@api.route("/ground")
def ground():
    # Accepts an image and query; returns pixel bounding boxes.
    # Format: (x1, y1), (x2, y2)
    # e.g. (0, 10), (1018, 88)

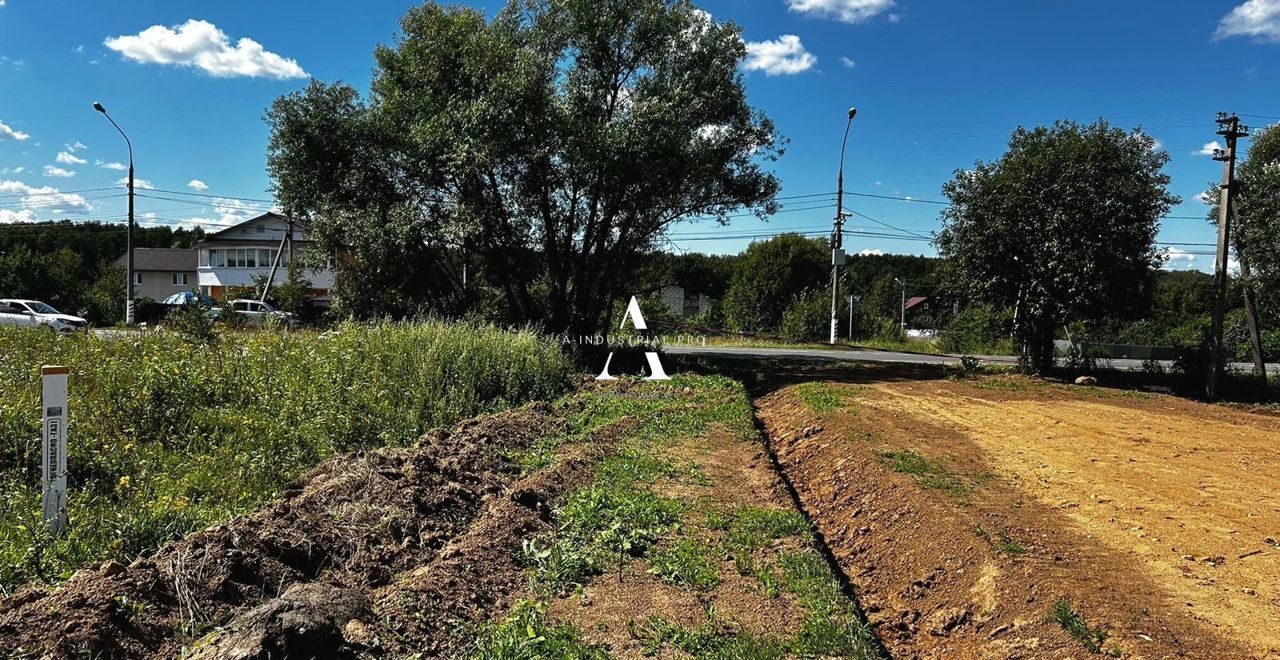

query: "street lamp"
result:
(94, 102), (136, 326)
(830, 106), (857, 344)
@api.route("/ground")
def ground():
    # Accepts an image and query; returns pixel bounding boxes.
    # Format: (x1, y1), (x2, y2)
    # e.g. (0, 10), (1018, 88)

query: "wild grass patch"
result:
(465, 600), (607, 659)
(793, 382), (847, 413)
(0, 322), (572, 590)
(878, 450), (974, 498)
(1050, 599), (1112, 655)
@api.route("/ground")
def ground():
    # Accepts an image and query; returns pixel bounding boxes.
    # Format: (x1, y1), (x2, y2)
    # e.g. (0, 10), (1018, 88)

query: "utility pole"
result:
(896, 277), (907, 334)
(847, 294), (855, 341)
(831, 107), (857, 345)
(1207, 113), (1248, 399)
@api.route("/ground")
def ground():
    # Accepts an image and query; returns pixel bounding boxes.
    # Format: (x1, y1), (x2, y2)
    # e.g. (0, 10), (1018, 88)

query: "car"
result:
(0, 299), (89, 332)
(225, 299), (295, 327)
(161, 291), (223, 321)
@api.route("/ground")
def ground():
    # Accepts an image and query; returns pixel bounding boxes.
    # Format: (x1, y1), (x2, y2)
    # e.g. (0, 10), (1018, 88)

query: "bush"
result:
(0, 322), (572, 589)
(939, 305), (1007, 354)
(780, 290), (830, 342)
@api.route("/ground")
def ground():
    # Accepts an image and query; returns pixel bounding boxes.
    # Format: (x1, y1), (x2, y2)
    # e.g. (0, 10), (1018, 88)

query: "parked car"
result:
(0, 299), (89, 332)
(225, 299), (295, 327)
(161, 291), (223, 321)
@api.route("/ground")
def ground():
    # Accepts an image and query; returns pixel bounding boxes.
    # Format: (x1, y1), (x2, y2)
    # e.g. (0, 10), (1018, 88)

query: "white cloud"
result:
(96, 159), (127, 171)
(859, 248), (885, 256)
(1197, 141), (1223, 156)
(0, 120), (30, 141)
(187, 179), (209, 191)
(104, 19), (308, 79)
(0, 179), (94, 215)
(1161, 247), (1199, 271)
(1215, 0), (1280, 43)
(0, 166), (24, 174)
(65, 141), (88, 152)
(787, 0), (895, 24)
(117, 177), (154, 189)
(43, 165), (75, 178)
(0, 209), (38, 224)
(1150, 138), (1164, 151)
(56, 151), (87, 165)
(743, 35), (816, 76)
(839, 56), (857, 68)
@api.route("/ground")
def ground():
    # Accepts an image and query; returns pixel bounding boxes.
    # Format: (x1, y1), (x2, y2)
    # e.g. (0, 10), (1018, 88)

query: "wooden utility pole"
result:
(1207, 113), (1249, 399)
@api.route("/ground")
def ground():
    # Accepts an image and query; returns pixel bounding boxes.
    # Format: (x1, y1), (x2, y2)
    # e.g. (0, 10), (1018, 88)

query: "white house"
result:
(195, 212), (335, 305)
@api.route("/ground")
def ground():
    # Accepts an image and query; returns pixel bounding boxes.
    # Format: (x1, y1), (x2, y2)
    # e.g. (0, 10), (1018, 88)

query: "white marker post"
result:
(41, 365), (69, 536)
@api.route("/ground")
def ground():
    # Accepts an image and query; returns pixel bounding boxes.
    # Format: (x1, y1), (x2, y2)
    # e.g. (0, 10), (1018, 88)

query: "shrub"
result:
(939, 305), (1007, 354)
(780, 290), (830, 342)
(0, 321), (572, 590)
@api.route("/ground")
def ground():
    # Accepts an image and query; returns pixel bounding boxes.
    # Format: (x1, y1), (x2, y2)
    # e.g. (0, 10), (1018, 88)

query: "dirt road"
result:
(757, 374), (1279, 658)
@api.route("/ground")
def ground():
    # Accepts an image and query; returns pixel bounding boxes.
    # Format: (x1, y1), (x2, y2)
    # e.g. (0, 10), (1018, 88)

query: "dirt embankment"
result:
(756, 376), (1273, 659)
(0, 402), (615, 659)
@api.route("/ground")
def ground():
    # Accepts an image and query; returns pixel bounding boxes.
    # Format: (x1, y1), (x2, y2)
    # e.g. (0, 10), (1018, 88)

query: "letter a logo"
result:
(597, 295), (670, 381)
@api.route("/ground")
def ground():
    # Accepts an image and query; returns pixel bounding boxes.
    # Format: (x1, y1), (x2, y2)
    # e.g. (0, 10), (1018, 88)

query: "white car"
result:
(226, 299), (295, 327)
(0, 299), (89, 332)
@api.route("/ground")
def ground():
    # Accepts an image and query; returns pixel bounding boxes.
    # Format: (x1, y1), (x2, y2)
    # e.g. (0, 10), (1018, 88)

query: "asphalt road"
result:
(664, 344), (1280, 375)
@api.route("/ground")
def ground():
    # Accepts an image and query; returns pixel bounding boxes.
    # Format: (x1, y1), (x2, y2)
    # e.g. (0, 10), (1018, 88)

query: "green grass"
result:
(465, 600), (608, 659)
(648, 538), (721, 589)
(0, 322), (572, 590)
(778, 552), (881, 657)
(519, 376), (881, 658)
(792, 382), (848, 413)
(878, 450), (974, 498)
(630, 615), (787, 658)
(1050, 600), (1111, 655)
(973, 525), (1027, 557)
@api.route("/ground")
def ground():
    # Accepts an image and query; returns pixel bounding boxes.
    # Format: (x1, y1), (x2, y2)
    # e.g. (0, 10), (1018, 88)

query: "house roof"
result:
(203, 212), (294, 241)
(904, 296), (929, 311)
(114, 248), (197, 272)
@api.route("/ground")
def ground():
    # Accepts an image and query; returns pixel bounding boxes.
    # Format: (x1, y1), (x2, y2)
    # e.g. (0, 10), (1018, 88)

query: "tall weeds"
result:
(0, 322), (571, 590)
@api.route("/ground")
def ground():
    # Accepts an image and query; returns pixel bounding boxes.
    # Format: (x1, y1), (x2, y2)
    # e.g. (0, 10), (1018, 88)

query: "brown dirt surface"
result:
(756, 373), (1278, 659)
(0, 402), (609, 659)
(547, 426), (819, 657)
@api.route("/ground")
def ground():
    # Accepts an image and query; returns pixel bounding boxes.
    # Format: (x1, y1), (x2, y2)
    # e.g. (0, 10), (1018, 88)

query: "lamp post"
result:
(830, 106), (857, 344)
(94, 102), (135, 326)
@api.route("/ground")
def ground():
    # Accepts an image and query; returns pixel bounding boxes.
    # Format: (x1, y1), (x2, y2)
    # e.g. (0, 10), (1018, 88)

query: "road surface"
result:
(664, 344), (1280, 375)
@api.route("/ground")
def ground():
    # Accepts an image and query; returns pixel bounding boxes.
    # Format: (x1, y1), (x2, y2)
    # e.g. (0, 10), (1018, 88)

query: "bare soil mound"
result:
(0, 402), (602, 659)
(756, 376), (1269, 659)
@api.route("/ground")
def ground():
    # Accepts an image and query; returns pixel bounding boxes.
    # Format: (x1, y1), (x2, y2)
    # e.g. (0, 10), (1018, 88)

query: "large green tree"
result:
(936, 120), (1177, 372)
(722, 233), (827, 333)
(266, 0), (780, 333)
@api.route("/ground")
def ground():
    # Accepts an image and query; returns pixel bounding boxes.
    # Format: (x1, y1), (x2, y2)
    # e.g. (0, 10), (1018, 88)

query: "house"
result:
(114, 248), (198, 301)
(194, 212), (335, 305)
(904, 296), (931, 317)
(656, 284), (717, 319)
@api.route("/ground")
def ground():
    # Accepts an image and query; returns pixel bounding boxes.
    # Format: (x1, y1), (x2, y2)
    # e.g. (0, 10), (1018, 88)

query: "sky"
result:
(1, 0), (1278, 274)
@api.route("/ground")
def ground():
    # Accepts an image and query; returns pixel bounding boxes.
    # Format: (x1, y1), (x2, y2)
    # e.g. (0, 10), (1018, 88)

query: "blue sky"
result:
(1, 0), (1278, 273)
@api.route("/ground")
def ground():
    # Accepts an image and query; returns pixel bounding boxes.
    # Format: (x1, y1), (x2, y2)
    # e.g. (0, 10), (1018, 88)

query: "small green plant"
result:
(628, 615), (786, 658)
(466, 600), (607, 659)
(793, 382), (846, 413)
(1050, 599), (1109, 654)
(878, 450), (973, 498)
(648, 538), (720, 589)
(778, 552), (880, 657)
(959, 355), (983, 375)
(163, 302), (217, 344)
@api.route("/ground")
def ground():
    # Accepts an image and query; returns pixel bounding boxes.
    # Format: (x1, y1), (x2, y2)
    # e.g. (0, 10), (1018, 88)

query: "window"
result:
(256, 224), (266, 233)
(133, 272), (142, 285)
(259, 249), (273, 266)
(245, 250), (257, 268)
(172, 273), (188, 286)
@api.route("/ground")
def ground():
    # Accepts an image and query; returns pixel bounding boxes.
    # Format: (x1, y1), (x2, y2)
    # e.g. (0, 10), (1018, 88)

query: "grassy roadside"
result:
(465, 375), (883, 658)
(0, 322), (572, 591)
